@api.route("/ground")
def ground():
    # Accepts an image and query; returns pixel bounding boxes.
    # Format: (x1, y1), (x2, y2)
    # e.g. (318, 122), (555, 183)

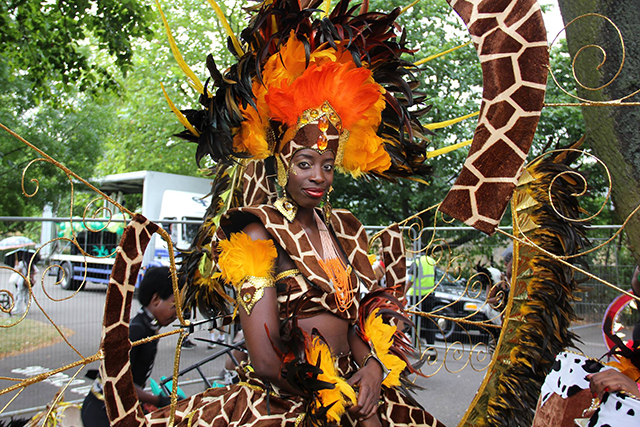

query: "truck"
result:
(48, 171), (212, 290)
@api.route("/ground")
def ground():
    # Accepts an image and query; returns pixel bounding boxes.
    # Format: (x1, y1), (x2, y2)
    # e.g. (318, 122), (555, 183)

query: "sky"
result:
(540, 0), (565, 42)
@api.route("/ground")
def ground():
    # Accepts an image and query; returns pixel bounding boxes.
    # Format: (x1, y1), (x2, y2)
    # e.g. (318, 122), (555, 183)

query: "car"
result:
(408, 266), (496, 344)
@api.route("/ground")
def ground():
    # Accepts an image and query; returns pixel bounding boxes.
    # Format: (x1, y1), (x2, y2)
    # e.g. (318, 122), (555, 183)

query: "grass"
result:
(0, 317), (75, 358)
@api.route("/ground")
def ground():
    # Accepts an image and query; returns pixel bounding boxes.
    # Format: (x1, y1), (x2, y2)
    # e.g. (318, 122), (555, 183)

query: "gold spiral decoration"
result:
(547, 13), (640, 107)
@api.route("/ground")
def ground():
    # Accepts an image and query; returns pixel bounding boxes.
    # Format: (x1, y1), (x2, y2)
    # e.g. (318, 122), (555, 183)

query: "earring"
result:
(274, 195), (298, 222)
(323, 186), (333, 224)
(276, 157), (288, 188)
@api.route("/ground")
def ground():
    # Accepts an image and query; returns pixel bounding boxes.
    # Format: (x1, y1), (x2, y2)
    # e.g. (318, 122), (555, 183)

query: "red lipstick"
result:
(303, 188), (325, 198)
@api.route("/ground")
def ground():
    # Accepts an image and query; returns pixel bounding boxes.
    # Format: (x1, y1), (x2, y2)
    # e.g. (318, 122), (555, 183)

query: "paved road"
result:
(0, 271), (608, 426)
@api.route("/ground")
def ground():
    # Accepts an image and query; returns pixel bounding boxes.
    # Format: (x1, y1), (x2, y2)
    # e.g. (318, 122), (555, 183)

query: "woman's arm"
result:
(347, 325), (383, 420)
(234, 222), (300, 395)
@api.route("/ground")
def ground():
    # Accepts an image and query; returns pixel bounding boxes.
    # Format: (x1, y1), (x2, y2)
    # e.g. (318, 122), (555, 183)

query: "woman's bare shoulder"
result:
(242, 221), (272, 242)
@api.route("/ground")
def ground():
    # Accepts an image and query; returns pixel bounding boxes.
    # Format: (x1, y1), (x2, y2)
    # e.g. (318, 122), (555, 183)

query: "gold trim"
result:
(275, 269), (300, 281)
(276, 156), (288, 187)
(294, 413), (306, 427)
(236, 276), (275, 315)
(274, 197), (298, 222)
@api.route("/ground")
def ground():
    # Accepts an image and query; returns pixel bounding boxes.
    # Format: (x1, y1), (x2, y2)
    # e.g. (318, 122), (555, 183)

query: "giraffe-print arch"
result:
(439, 0), (549, 234)
(101, 215), (158, 426)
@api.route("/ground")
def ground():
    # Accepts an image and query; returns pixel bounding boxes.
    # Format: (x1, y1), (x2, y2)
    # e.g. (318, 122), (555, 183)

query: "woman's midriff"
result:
(298, 312), (351, 357)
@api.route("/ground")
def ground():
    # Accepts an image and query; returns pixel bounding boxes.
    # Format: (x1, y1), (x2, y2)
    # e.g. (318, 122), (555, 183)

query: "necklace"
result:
(309, 212), (354, 312)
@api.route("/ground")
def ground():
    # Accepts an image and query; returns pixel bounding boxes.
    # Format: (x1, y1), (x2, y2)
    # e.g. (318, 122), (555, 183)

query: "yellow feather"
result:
(306, 335), (357, 423)
(156, 0), (205, 95)
(205, 0), (245, 57)
(364, 309), (407, 387)
(320, 0), (332, 18)
(217, 232), (277, 286)
(161, 84), (200, 137)
(425, 111), (479, 130)
(414, 41), (473, 66)
(426, 139), (472, 159)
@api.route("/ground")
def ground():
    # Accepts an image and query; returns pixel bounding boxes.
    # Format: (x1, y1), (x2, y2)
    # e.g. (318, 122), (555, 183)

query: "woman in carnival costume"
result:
(146, 0), (444, 426)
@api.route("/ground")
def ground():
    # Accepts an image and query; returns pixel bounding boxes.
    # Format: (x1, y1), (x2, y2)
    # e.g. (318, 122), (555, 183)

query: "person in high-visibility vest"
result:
(407, 254), (436, 297)
(407, 254), (437, 345)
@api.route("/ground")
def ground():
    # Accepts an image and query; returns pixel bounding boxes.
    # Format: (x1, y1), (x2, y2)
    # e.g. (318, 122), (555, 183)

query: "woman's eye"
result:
(323, 164), (334, 171)
(297, 161), (310, 169)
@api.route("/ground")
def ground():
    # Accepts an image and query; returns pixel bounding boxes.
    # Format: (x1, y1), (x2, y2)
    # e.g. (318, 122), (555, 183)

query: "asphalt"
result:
(0, 271), (608, 427)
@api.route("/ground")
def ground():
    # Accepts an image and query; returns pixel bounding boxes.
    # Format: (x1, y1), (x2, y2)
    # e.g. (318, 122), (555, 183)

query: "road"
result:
(0, 271), (608, 427)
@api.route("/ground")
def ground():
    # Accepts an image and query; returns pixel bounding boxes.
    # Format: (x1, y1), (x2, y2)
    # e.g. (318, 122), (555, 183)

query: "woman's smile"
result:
(303, 187), (325, 199)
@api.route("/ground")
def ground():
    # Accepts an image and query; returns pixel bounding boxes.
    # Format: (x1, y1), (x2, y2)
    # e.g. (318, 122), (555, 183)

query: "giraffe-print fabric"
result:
(242, 160), (277, 207)
(219, 206), (378, 294)
(439, 0), (549, 234)
(101, 215), (159, 427)
(146, 358), (446, 427)
(378, 225), (407, 292)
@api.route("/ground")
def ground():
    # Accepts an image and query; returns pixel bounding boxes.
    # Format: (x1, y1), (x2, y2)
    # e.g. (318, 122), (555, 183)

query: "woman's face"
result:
(286, 149), (335, 209)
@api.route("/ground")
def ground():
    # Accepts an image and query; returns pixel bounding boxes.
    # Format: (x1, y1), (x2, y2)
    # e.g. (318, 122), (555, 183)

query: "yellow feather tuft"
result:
(217, 232), (277, 286)
(305, 335), (357, 423)
(156, 0), (204, 95)
(340, 127), (391, 176)
(364, 309), (407, 387)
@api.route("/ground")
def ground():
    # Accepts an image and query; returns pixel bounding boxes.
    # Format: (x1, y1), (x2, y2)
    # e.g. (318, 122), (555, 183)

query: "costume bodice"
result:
(219, 205), (377, 322)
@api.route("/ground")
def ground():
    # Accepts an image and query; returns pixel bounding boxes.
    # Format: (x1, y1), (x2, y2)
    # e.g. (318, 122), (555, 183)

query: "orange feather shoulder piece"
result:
(217, 232), (277, 286)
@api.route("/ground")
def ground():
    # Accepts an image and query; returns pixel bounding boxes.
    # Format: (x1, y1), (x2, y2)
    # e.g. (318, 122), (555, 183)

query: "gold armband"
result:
(237, 275), (275, 315)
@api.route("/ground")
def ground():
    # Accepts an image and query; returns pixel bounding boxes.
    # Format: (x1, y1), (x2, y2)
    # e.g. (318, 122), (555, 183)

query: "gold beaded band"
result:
(275, 269), (300, 281)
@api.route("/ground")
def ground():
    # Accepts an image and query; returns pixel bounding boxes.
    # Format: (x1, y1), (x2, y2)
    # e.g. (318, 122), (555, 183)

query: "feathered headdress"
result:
(170, 0), (430, 178)
(164, 0), (433, 317)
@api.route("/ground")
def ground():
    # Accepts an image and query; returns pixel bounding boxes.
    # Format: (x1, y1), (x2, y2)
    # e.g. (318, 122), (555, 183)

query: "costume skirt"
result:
(147, 358), (445, 427)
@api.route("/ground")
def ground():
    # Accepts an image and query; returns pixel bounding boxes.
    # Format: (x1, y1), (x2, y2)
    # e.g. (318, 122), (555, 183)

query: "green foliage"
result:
(1, 0), (601, 232)
(0, 60), (107, 232)
(0, 0), (154, 99)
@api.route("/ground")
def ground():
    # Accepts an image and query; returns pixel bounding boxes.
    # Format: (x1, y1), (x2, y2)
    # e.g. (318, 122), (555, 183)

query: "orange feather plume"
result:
(217, 232), (277, 286)
(266, 60), (385, 130)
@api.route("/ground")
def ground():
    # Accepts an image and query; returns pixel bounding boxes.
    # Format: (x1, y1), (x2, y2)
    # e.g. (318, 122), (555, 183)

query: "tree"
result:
(556, 0), (640, 259)
(0, 60), (110, 233)
(0, 0), (154, 99)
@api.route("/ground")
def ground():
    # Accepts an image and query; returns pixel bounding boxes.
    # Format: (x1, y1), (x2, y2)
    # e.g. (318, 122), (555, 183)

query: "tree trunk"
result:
(557, 0), (640, 262)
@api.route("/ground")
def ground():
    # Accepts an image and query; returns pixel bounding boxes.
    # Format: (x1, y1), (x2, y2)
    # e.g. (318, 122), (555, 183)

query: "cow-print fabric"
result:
(537, 352), (640, 426)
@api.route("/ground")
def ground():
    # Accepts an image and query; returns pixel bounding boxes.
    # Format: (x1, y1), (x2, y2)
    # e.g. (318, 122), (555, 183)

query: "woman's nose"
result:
(310, 165), (325, 182)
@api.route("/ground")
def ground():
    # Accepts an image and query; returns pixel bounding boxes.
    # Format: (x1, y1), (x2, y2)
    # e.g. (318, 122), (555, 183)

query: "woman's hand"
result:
(347, 359), (383, 420)
(587, 369), (640, 400)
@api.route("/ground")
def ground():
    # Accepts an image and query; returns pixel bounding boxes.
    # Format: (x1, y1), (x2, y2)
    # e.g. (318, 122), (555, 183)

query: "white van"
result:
(154, 190), (211, 265)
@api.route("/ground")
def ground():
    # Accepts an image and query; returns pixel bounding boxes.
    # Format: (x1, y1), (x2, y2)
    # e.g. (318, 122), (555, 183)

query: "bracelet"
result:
(361, 347), (390, 382)
(361, 352), (375, 368)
